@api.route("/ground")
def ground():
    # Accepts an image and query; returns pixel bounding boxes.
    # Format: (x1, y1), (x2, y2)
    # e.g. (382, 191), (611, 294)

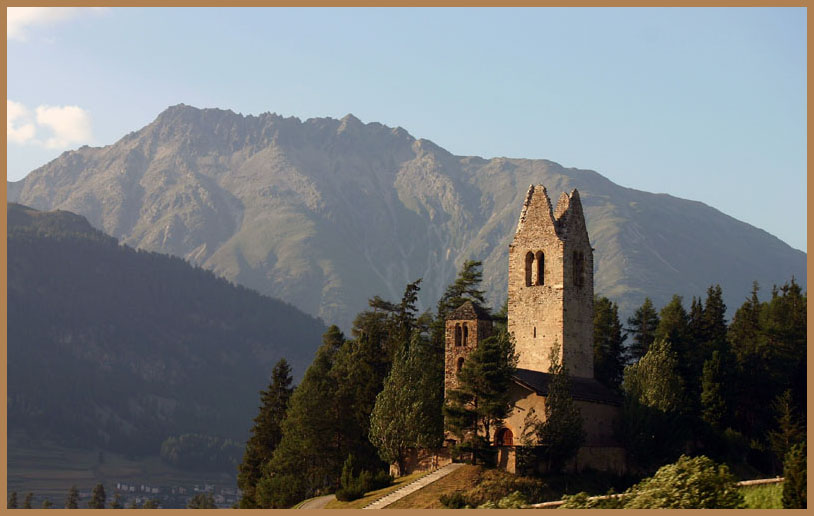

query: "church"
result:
(443, 185), (625, 474)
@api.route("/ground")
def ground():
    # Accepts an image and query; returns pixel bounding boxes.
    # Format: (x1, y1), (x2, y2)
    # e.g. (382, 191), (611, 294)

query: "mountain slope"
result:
(7, 202), (326, 457)
(9, 104), (806, 328)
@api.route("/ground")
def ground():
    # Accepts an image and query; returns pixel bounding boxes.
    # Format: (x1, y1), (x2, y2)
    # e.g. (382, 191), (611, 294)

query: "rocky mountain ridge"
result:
(9, 104), (806, 329)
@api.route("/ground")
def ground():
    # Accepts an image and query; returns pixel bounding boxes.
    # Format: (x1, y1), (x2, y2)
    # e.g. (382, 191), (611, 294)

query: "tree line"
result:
(237, 265), (805, 507)
(593, 279), (806, 475)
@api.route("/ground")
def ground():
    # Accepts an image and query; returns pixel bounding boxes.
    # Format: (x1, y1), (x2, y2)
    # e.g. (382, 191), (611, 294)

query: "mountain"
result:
(7, 202), (326, 458)
(8, 104), (806, 329)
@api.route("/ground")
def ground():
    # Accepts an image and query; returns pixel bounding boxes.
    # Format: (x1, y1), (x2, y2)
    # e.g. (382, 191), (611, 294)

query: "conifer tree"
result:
(88, 484), (106, 509)
(655, 295), (693, 389)
(700, 350), (729, 429)
(782, 441), (806, 509)
(41, 499), (53, 509)
(23, 492), (33, 509)
(767, 390), (805, 467)
(432, 260), (487, 348)
(593, 296), (626, 389)
(256, 327), (344, 508)
(702, 285), (728, 353)
(8, 492), (18, 509)
(535, 344), (586, 473)
(626, 297), (660, 362)
(65, 486), (79, 509)
(238, 358), (294, 508)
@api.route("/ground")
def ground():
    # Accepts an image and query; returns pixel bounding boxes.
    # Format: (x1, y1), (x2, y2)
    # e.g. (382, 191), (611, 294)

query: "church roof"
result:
(512, 368), (623, 406)
(446, 300), (492, 321)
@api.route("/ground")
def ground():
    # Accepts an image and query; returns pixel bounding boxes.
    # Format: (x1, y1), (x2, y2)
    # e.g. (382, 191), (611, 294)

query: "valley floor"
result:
(7, 437), (237, 509)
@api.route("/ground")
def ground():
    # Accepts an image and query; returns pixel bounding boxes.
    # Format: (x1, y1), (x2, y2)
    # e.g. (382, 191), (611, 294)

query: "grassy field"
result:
(8, 438), (235, 508)
(385, 465), (482, 509)
(741, 483), (783, 509)
(323, 471), (429, 509)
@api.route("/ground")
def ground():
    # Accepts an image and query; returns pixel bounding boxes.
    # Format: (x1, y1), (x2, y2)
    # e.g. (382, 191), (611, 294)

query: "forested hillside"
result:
(7, 203), (326, 460)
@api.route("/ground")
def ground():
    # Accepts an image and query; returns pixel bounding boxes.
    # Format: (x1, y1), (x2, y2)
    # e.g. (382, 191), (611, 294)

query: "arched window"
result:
(456, 357), (465, 372)
(454, 324), (462, 347)
(525, 251), (534, 286)
(463, 324), (469, 346)
(573, 251), (585, 287)
(535, 251), (545, 285)
(495, 427), (514, 446)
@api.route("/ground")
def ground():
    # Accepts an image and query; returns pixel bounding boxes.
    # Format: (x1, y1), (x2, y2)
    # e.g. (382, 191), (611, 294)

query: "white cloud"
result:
(7, 7), (106, 41)
(35, 104), (93, 149)
(7, 99), (36, 144)
(7, 99), (94, 149)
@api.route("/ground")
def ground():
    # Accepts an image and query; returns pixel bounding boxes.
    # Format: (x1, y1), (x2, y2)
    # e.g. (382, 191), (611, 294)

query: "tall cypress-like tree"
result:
(620, 339), (688, 470)
(593, 296), (626, 389)
(238, 358), (294, 508)
(88, 484), (106, 509)
(8, 492), (18, 509)
(626, 298), (660, 363)
(370, 330), (443, 475)
(23, 492), (33, 509)
(535, 344), (586, 473)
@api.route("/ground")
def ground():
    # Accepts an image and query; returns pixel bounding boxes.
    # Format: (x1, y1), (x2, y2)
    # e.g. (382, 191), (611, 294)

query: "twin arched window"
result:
(454, 323), (470, 347)
(525, 251), (545, 286)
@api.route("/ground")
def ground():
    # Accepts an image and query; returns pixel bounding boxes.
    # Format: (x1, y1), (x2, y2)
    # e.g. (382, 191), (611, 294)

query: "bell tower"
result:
(507, 185), (594, 378)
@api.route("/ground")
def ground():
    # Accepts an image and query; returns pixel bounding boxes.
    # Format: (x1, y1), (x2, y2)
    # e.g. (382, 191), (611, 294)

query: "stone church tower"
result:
(507, 185), (594, 378)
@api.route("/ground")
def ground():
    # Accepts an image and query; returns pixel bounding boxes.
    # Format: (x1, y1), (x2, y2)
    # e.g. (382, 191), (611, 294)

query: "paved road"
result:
(363, 463), (465, 509)
(298, 494), (335, 509)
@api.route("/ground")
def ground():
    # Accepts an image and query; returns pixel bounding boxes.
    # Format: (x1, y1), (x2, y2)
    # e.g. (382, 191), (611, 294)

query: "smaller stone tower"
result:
(507, 185), (594, 378)
(444, 301), (493, 395)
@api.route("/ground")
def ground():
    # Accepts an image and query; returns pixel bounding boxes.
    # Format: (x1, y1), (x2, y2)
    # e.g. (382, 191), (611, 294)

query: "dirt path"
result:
(298, 494), (336, 509)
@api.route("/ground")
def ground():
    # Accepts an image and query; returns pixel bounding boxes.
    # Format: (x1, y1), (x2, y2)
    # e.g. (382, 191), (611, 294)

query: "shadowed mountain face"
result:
(9, 104), (806, 329)
(7, 202), (326, 455)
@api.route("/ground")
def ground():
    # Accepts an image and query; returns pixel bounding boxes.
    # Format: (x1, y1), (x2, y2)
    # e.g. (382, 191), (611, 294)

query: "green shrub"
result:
(440, 491), (469, 509)
(559, 490), (624, 509)
(623, 455), (744, 508)
(478, 490), (528, 509)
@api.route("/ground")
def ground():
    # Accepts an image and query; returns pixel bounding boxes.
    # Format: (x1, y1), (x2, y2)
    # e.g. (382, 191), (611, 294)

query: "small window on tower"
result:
(535, 251), (545, 285)
(463, 324), (469, 346)
(533, 327), (536, 338)
(457, 357), (465, 372)
(573, 251), (585, 288)
(455, 324), (462, 347)
(525, 251), (534, 286)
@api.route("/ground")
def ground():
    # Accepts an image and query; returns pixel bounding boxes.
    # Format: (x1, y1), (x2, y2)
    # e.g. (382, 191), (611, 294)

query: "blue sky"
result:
(7, 7), (807, 251)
